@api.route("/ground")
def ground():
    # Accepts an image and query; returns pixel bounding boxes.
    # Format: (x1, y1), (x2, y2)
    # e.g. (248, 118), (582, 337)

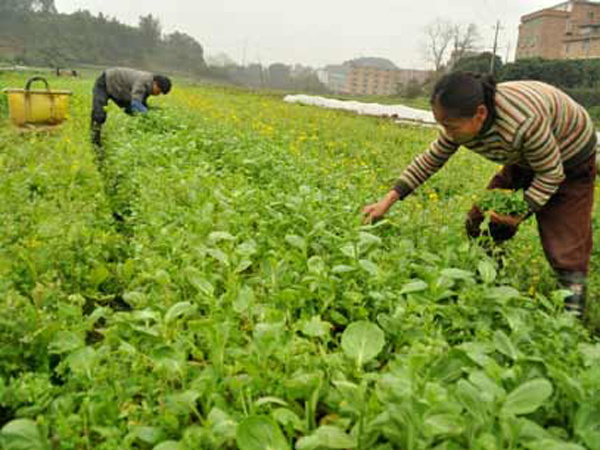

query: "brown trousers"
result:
(466, 154), (597, 275)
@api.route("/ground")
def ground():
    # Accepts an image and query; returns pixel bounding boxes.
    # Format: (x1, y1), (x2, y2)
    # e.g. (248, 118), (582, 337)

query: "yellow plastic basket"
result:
(2, 77), (72, 127)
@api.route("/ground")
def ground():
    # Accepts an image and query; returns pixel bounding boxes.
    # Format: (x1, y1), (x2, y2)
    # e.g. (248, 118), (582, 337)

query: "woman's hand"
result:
(489, 211), (524, 228)
(362, 190), (400, 224)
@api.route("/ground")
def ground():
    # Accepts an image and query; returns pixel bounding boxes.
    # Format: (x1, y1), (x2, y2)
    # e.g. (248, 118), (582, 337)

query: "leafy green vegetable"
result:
(478, 189), (529, 216)
(235, 416), (289, 450)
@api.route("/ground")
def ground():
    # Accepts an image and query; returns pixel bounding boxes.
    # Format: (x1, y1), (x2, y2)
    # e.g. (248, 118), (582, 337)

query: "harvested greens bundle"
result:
(478, 189), (529, 216)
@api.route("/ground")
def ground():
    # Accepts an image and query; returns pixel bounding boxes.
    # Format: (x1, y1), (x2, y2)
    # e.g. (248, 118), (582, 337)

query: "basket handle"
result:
(25, 76), (50, 92)
(23, 76), (56, 125)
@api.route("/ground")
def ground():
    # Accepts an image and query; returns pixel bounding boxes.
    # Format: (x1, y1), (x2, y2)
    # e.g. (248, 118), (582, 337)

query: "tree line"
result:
(451, 53), (600, 107)
(420, 17), (600, 107)
(207, 62), (329, 94)
(0, 0), (330, 93)
(0, 0), (207, 75)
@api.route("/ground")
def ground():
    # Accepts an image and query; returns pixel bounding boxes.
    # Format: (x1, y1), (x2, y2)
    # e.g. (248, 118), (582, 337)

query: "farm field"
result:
(0, 72), (599, 450)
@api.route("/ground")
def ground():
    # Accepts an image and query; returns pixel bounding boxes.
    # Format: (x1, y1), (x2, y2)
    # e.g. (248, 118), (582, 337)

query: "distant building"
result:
(206, 52), (236, 67)
(321, 57), (431, 96)
(321, 64), (351, 94)
(517, 1), (600, 60)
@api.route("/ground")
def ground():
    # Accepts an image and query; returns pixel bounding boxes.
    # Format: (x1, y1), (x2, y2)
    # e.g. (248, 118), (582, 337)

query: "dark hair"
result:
(153, 75), (172, 94)
(430, 71), (496, 119)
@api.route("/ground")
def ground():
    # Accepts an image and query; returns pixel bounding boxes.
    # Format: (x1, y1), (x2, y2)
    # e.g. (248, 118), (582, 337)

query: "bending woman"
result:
(363, 71), (597, 319)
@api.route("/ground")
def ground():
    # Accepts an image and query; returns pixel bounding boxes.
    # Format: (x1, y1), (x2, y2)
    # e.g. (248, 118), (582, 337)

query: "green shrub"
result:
(500, 58), (600, 89)
(565, 88), (600, 107)
(400, 80), (424, 99)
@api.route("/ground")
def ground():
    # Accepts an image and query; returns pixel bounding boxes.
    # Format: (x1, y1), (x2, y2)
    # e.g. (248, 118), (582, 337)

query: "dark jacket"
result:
(104, 67), (154, 105)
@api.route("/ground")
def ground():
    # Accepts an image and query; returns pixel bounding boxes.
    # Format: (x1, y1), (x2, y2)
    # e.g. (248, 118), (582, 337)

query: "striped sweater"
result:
(394, 81), (596, 211)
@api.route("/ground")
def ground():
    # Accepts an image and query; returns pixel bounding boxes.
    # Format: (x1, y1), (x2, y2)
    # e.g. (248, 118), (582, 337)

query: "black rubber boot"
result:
(91, 121), (103, 148)
(557, 271), (587, 319)
(91, 128), (102, 148)
(564, 284), (587, 319)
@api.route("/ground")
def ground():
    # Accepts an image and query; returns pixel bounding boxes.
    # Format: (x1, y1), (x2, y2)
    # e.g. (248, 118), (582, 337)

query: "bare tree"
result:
(450, 23), (481, 65)
(138, 14), (162, 49)
(422, 18), (454, 73)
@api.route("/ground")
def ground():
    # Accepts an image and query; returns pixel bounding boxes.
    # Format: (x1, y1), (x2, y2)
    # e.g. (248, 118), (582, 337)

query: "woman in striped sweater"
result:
(363, 71), (597, 319)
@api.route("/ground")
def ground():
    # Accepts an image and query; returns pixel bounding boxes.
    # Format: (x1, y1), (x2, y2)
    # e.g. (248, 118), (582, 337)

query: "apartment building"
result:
(319, 64), (351, 94)
(517, 0), (600, 59)
(347, 64), (402, 96)
(320, 58), (431, 96)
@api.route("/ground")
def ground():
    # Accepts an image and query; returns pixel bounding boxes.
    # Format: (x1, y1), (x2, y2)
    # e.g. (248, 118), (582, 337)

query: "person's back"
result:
(104, 67), (155, 104)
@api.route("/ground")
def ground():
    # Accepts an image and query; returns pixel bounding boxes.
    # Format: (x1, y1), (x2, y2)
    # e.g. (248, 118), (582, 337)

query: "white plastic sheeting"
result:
(283, 94), (435, 124)
(283, 94), (600, 149)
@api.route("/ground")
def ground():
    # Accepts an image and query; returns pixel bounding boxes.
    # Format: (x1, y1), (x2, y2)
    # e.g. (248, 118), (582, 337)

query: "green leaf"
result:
(183, 267), (214, 297)
(440, 268), (474, 280)
(301, 316), (332, 338)
(333, 380), (360, 402)
(208, 231), (236, 243)
(234, 285), (255, 313)
(424, 414), (465, 436)
(307, 256), (326, 275)
(378, 374), (413, 401)
(129, 309), (160, 322)
(48, 331), (85, 354)
(578, 343), (600, 367)
(341, 321), (385, 366)
(0, 419), (48, 450)
(208, 407), (237, 440)
(164, 301), (197, 324)
(524, 440), (587, 450)
(254, 397), (289, 408)
(235, 416), (289, 450)
(90, 264), (111, 287)
(358, 231), (382, 247)
(501, 379), (553, 416)
(153, 441), (181, 450)
(134, 426), (165, 445)
(207, 248), (230, 267)
(272, 408), (305, 432)
(358, 259), (378, 276)
(477, 260), (497, 284)
(165, 390), (201, 415)
(331, 265), (356, 274)
(340, 243), (357, 259)
(295, 435), (321, 450)
(283, 372), (322, 399)
(469, 371), (505, 402)
(399, 279), (428, 295)
(473, 433), (499, 450)
(575, 402), (600, 450)
(296, 425), (356, 449)
(66, 346), (97, 378)
(455, 380), (485, 418)
(285, 235), (306, 251)
(494, 330), (519, 361)
(518, 418), (553, 441)
(458, 342), (493, 368)
(236, 240), (258, 256)
(485, 286), (520, 302)
(151, 345), (185, 376)
(235, 259), (253, 273)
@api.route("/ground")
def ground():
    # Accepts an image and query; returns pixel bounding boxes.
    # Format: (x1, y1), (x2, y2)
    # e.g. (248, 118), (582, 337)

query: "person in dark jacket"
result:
(91, 67), (172, 147)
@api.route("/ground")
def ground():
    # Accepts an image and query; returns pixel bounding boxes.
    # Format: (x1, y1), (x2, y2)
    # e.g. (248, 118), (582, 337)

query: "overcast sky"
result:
(54, 0), (553, 69)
